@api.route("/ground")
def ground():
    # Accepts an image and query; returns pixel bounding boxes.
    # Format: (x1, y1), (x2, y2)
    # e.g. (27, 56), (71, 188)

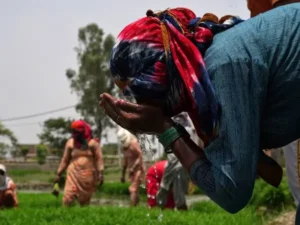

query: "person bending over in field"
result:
(155, 113), (198, 211)
(0, 164), (18, 209)
(55, 120), (104, 206)
(247, 0), (300, 223)
(146, 160), (176, 209)
(100, 4), (300, 213)
(117, 128), (145, 206)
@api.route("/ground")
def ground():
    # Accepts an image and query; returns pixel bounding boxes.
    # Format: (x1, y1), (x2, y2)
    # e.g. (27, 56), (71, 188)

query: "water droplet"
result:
(135, 132), (162, 221)
(158, 212), (163, 222)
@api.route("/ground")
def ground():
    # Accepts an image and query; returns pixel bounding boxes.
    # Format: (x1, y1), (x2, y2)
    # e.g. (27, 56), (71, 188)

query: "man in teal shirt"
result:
(104, 3), (300, 214)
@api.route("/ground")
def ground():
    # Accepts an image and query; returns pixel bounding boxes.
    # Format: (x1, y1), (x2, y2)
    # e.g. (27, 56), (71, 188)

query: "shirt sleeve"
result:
(190, 60), (268, 213)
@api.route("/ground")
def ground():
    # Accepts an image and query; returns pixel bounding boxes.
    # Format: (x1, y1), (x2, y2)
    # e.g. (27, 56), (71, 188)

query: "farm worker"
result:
(247, 0), (300, 223)
(282, 141), (300, 223)
(55, 120), (104, 206)
(0, 164), (18, 208)
(156, 153), (189, 210)
(156, 113), (197, 211)
(146, 160), (176, 209)
(117, 128), (144, 206)
(100, 3), (300, 214)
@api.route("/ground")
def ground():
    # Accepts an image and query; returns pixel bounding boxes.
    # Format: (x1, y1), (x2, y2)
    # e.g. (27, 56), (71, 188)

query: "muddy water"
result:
(19, 189), (209, 207)
(17, 183), (53, 191)
(90, 195), (209, 207)
(90, 198), (130, 207)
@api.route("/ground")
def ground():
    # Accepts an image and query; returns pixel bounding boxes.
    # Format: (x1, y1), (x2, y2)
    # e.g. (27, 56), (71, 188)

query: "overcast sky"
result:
(0, 0), (250, 144)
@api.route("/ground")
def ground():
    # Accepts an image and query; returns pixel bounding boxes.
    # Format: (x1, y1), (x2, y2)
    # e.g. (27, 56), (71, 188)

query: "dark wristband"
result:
(158, 122), (190, 153)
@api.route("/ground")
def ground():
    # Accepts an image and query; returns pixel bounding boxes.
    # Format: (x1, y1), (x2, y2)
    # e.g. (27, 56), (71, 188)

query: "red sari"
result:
(146, 160), (175, 209)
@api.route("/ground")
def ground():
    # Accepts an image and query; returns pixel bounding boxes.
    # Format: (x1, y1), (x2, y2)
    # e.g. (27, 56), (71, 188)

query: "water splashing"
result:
(136, 133), (165, 223)
(157, 212), (163, 222)
(117, 97), (165, 222)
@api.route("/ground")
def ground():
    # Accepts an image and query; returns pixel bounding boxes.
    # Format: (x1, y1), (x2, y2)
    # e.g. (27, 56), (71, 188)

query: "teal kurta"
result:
(190, 3), (300, 213)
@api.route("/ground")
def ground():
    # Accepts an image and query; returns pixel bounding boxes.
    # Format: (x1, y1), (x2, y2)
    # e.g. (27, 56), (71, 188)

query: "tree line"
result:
(0, 23), (117, 159)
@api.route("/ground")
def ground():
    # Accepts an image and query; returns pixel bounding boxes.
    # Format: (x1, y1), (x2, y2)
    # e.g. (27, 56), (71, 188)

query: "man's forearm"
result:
(56, 163), (68, 176)
(171, 136), (205, 172)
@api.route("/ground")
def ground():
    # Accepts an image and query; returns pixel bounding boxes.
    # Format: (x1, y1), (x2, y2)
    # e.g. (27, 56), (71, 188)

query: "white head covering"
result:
(0, 164), (6, 173)
(117, 128), (133, 148)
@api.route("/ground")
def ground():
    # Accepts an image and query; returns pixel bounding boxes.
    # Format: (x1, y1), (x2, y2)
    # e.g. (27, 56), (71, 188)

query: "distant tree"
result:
(10, 149), (18, 158)
(0, 122), (18, 159)
(36, 144), (48, 165)
(0, 122), (17, 145)
(0, 143), (8, 159)
(20, 146), (29, 162)
(38, 117), (72, 157)
(66, 23), (116, 139)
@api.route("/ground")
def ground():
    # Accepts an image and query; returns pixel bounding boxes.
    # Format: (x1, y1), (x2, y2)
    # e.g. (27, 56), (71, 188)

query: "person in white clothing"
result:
(283, 140), (300, 205)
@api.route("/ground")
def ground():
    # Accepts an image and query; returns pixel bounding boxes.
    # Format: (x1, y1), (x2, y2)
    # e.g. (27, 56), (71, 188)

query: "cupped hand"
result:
(99, 93), (173, 135)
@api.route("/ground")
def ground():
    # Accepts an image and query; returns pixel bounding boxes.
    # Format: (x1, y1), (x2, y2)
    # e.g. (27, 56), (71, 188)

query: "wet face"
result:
(135, 97), (183, 117)
(135, 97), (163, 107)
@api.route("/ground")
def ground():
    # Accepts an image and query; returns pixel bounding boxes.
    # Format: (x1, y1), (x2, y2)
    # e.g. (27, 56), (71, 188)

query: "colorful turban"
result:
(110, 8), (243, 144)
(71, 120), (92, 149)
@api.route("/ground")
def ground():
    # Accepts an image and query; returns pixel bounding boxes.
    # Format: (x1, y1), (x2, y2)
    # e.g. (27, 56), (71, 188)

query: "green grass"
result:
(6, 169), (295, 224)
(0, 193), (262, 225)
(9, 169), (54, 183)
(249, 176), (295, 210)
